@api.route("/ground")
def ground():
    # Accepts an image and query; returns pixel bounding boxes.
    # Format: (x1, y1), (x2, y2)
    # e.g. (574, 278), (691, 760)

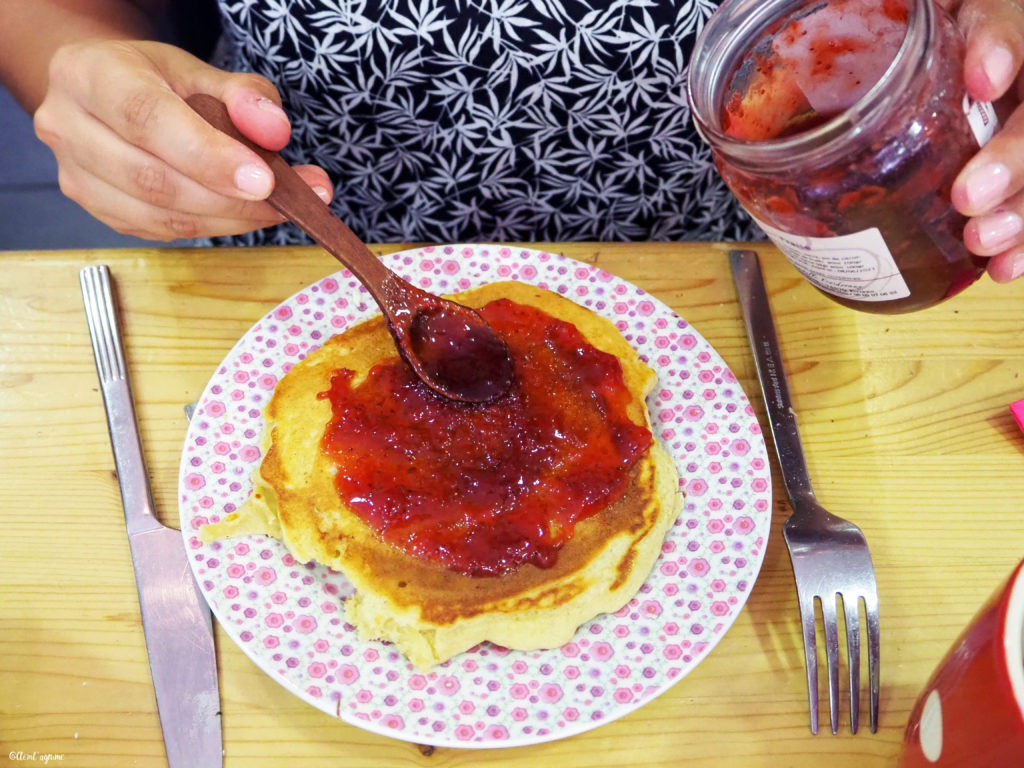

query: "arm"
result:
(0, 0), (332, 241)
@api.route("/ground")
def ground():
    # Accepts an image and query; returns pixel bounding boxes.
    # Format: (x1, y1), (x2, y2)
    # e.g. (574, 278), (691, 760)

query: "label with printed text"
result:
(964, 96), (998, 147)
(756, 220), (911, 302)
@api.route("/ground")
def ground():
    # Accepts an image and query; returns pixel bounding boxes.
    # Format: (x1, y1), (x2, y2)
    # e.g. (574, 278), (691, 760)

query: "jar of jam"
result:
(687, 0), (998, 313)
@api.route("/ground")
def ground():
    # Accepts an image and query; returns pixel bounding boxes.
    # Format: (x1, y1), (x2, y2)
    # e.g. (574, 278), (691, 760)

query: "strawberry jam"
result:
(319, 298), (653, 577)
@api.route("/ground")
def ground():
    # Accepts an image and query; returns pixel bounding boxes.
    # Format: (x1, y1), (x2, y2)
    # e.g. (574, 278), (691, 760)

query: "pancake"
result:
(202, 281), (682, 669)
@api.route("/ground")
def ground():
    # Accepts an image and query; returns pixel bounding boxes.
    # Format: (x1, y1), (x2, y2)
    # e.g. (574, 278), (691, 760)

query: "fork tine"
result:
(843, 594), (862, 734)
(797, 592), (820, 734)
(820, 594), (841, 734)
(865, 591), (881, 733)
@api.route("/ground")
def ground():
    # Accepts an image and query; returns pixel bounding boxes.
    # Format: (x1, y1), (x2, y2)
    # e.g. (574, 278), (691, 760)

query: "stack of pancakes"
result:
(202, 281), (682, 669)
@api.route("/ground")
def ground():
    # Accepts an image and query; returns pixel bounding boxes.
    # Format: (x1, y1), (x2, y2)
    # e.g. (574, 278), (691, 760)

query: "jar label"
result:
(964, 96), (998, 147)
(756, 221), (911, 302)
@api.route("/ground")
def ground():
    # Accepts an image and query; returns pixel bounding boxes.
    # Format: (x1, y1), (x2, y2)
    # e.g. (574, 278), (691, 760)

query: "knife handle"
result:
(729, 249), (815, 505)
(80, 265), (162, 535)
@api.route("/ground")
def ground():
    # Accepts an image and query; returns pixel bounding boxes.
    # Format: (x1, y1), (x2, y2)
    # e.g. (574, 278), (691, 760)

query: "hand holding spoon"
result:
(186, 93), (513, 404)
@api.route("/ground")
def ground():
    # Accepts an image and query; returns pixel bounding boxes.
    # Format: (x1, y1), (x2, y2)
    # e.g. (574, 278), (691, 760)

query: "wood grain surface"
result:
(2, 241), (1023, 767)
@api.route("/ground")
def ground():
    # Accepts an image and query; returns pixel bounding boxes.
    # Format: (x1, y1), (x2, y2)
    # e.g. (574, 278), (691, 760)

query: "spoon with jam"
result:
(187, 93), (514, 404)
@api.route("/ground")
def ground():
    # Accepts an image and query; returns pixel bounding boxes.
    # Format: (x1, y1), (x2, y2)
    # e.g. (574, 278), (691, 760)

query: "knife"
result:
(80, 265), (223, 768)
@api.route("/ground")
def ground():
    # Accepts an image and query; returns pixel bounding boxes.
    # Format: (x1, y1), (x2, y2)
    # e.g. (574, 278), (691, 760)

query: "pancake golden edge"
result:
(202, 280), (683, 670)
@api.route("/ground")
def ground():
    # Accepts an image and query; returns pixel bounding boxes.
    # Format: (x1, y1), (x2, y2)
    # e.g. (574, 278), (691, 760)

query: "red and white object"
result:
(899, 557), (1024, 767)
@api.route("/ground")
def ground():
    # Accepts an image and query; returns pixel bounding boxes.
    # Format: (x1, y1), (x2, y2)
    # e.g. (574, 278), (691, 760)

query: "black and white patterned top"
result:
(213, 0), (757, 245)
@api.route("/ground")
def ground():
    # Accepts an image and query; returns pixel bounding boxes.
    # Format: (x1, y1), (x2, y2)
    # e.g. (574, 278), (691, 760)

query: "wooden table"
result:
(3, 242), (1023, 767)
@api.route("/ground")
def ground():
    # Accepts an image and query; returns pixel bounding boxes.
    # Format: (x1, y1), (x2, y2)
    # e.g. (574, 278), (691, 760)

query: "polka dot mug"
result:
(900, 557), (1024, 767)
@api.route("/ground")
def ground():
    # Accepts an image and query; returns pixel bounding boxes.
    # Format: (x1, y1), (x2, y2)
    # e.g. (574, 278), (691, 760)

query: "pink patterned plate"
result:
(179, 245), (771, 748)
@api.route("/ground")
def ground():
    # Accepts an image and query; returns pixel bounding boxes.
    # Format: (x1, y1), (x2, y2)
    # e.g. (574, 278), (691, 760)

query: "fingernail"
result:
(1011, 251), (1024, 280)
(975, 210), (1023, 250)
(256, 96), (288, 122)
(963, 163), (1011, 211)
(235, 163), (273, 197)
(312, 185), (331, 203)
(983, 45), (1015, 91)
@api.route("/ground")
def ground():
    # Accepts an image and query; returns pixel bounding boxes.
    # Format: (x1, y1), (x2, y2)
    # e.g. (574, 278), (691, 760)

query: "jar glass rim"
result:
(686, 0), (933, 167)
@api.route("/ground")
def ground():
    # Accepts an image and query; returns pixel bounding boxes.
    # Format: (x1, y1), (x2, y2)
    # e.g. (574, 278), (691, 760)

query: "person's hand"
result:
(33, 38), (332, 241)
(948, 0), (1024, 281)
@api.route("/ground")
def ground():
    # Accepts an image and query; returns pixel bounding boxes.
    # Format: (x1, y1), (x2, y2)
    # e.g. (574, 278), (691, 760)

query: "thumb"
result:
(221, 81), (293, 152)
(158, 48), (293, 151)
(955, 0), (1024, 102)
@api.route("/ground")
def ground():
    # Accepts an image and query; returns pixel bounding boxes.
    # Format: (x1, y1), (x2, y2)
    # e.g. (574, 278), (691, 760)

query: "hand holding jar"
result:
(689, 0), (1024, 312)
(948, 0), (1024, 283)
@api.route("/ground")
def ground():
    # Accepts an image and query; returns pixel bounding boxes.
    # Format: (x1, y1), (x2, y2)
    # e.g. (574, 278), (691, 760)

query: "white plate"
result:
(178, 244), (771, 748)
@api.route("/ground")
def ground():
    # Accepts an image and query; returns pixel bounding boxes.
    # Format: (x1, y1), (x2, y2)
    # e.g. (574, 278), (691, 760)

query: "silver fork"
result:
(730, 250), (880, 734)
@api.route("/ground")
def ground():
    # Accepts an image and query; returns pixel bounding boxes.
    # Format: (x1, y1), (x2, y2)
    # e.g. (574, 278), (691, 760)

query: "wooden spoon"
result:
(186, 93), (513, 404)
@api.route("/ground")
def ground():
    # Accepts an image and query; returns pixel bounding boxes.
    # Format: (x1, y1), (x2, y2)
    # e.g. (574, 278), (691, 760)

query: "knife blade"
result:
(80, 265), (223, 768)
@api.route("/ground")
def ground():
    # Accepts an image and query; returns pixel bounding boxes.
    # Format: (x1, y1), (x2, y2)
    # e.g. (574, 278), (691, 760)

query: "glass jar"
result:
(687, 0), (998, 313)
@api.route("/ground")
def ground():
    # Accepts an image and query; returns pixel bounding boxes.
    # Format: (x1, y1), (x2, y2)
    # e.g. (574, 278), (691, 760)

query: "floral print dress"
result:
(213, 0), (757, 245)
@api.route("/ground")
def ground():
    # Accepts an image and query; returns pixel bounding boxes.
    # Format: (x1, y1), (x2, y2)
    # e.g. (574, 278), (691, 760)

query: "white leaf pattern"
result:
(213, 0), (759, 245)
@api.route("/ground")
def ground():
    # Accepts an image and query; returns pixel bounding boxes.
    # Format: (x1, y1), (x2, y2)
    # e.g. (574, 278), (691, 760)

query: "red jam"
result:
(319, 298), (653, 577)
(408, 304), (513, 403)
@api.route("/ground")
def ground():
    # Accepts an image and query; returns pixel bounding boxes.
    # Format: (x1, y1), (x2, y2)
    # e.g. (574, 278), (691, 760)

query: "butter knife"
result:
(80, 265), (223, 767)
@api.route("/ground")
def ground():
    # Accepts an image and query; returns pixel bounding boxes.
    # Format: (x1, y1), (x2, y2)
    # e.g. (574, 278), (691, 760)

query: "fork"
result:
(730, 250), (880, 735)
